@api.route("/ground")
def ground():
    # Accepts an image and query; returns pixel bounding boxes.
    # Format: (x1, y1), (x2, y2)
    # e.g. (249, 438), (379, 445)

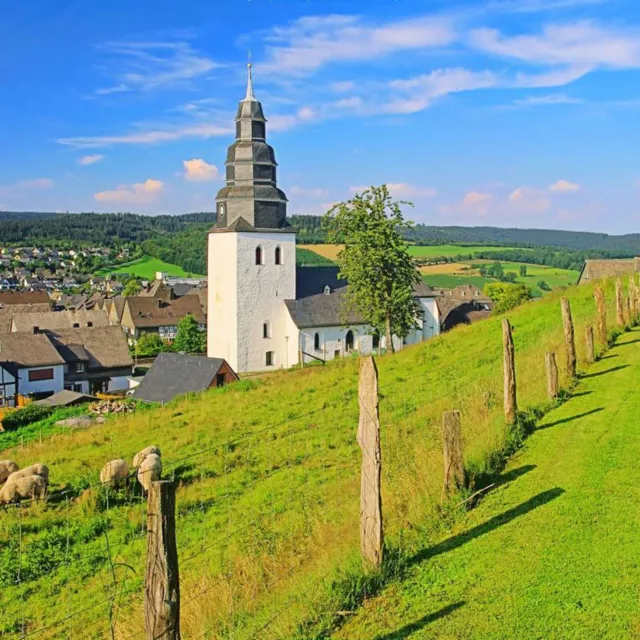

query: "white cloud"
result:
(332, 80), (355, 92)
(258, 14), (456, 76)
(290, 186), (328, 197)
(78, 154), (104, 165)
(94, 178), (164, 204)
(462, 191), (492, 205)
(0, 178), (54, 194)
(510, 93), (584, 107)
(387, 183), (437, 198)
(509, 186), (552, 212)
(182, 158), (219, 182)
(95, 40), (221, 94)
(549, 179), (581, 191)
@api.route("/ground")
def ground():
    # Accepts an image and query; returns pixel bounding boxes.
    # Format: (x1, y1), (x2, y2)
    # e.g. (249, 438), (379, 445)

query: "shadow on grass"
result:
(581, 365), (629, 379)
(372, 602), (465, 639)
(409, 488), (565, 567)
(536, 407), (604, 431)
(571, 391), (592, 398)
(598, 354), (618, 361)
(495, 464), (536, 487)
(613, 338), (640, 346)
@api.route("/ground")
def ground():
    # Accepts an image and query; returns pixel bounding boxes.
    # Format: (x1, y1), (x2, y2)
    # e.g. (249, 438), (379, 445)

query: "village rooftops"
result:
(0, 290), (50, 306)
(577, 258), (640, 284)
(0, 332), (66, 370)
(11, 309), (109, 333)
(123, 295), (205, 328)
(0, 303), (52, 333)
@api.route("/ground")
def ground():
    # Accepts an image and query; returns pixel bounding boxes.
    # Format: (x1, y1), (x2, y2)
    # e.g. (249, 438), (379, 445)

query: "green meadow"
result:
(96, 255), (202, 279)
(0, 278), (628, 639)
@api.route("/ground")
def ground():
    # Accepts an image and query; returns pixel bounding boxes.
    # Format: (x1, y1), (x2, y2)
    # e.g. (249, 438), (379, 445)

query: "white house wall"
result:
(17, 365), (65, 397)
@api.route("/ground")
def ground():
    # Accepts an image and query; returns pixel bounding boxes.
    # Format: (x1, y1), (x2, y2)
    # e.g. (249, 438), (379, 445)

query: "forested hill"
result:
(1, 211), (640, 275)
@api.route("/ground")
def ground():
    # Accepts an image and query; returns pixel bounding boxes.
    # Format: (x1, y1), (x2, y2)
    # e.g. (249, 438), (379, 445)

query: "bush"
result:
(537, 279), (551, 291)
(1, 404), (53, 430)
(135, 333), (171, 357)
(484, 282), (533, 313)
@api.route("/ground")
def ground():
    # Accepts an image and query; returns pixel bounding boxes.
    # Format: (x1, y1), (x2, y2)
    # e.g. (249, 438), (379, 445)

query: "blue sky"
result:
(1, 0), (640, 233)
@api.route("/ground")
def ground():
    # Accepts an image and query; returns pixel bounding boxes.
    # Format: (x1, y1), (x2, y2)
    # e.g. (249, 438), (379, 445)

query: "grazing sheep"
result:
(7, 463), (49, 487)
(137, 454), (162, 494)
(0, 475), (47, 504)
(132, 445), (161, 470)
(99, 459), (130, 490)
(0, 461), (18, 484)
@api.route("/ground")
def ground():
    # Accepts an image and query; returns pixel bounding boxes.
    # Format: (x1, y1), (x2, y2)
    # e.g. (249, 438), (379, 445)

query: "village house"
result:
(0, 303), (53, 333)
(577, 257), (640, 284)
(435, 285), (494, 332)
(10, 308), (109, 333)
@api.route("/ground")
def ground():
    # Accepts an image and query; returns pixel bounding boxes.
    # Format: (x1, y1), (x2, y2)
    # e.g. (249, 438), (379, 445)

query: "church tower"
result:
(207, 63), (296, 373)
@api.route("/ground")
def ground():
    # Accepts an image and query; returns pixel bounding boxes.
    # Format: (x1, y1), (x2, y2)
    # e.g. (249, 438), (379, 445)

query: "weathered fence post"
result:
(545, 352), (558, 400)
(629, 280), (637, 325)
(145, 481), (180, 640)
(616, 278), (624, 327)
(442, 411), (464, 497)
(594, 284), (607, 346)
(357, 356), (383, 569)
(585, 326), (595, 364)
(625, 297), (631, 327)
(502, 319), (517, 424)
(561, 298), (577, 379)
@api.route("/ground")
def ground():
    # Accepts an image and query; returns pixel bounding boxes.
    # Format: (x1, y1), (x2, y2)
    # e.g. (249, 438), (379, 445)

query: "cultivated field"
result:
(96, 255), (202, 279)
(0, 279), (623, 639)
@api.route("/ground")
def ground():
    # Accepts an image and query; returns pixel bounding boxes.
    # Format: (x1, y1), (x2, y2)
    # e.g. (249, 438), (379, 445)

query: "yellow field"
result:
(299, 244), (344, 260)
(419, 262), (473, 275)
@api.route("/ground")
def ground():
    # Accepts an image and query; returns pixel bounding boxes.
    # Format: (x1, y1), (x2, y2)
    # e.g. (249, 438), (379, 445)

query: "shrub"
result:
(1, 404), (53, 430)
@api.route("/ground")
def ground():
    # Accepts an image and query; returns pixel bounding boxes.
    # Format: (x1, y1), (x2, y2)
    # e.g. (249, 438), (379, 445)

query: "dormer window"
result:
(275, 247), (282, 265)
(324, 286), (331, 295)
(255, 246), (263, 265)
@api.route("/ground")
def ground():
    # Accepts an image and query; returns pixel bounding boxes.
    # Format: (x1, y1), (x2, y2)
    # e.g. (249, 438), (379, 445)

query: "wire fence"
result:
(0, 277), (633, 639)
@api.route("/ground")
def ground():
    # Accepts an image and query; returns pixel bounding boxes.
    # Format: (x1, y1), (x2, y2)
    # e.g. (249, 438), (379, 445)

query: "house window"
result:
(275, 247), (282, 265)
(87, 322), (93, 327)
(28, 368), (54, 382)
(255, 246), (263, 265)
(334, 350), (341, 359)
(263, 321), (271, 338)
(265, 351), (275, 366)
(216, 373), (225, 387)
(314, 332), (320, 351)
(76, 362), (85, 373)
(72, 323), (80, 328)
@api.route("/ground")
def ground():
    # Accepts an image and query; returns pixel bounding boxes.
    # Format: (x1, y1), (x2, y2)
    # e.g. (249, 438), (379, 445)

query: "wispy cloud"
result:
(0, 178), (55, 194)
(549, 179), (581, 191)
(182, 158), (219, 182)
(95, 40), (222, 95)
(78, 154), (104, 165)
(94, 178), (164, 204)
(290, 186), (329, 197)
(349, 183), (437, 198)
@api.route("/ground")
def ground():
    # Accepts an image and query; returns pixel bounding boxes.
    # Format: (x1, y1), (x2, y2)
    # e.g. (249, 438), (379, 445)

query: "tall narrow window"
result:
(255, 246), (263, 265)
(263, 321), (270, 338)
(275, 246), (282, 265)
(314, 332), (320, 351)
(345, 330), (354, 352)
(372, 331), (380, 350)
(265, 351), (275, 366)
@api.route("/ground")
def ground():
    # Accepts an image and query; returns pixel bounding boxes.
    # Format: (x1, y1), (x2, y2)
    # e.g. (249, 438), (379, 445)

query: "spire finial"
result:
(245, 50), (254, 100)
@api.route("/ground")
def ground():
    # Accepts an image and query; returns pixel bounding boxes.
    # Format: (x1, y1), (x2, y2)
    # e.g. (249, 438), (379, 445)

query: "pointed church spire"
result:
(245, 52), (255, 101)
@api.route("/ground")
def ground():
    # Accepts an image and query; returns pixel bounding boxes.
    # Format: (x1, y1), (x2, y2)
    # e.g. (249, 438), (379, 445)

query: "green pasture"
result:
(408, 245), (529, 258)
(95, 255), (202, 279)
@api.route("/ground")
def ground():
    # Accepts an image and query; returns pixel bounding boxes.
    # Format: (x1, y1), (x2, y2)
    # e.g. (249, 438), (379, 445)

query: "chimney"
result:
(32, 326), (39, 334)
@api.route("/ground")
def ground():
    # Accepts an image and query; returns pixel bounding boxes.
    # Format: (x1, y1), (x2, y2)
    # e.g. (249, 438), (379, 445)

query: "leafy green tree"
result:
(323, 184), (421, 353)
(537, 280), (551, 292)
(484, 282), (533, 313)
(173, 314), (207, 354)
(519, 265), (527, 277)
(503, 271), (517, 283)
(123, 278), (142, 296)
(135, 333), (168, 357)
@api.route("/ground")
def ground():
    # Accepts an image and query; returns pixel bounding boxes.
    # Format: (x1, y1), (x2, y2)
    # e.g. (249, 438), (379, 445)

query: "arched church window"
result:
(263, 321), (270, 338)
(372, 331), (380, 350)
(255, 246), (263, 265)
(314, 332), (320, 351)
(275, 246), (282, 265)
(345, 330), (354, 352)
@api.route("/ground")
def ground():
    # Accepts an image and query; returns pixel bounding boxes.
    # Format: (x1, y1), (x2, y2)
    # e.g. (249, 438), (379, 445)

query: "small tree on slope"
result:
(173, 313), (206, 354)
(323, 185), (421, 354)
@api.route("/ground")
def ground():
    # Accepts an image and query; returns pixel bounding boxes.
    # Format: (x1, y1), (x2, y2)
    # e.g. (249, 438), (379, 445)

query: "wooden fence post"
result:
(561, 298), (577, 379)
(625, 297), (631, 327)
(585, 326), (595, 364)
(616, 278), (624, 327)
(145, 481), (180, 640)
(594, 284), (607, 346)
(629, 280), (637, 325)
(357, 356), (383, 569)
(545, 352), (558, 400)
(442, 411), (464, 497)
(502, 319), (517, 424)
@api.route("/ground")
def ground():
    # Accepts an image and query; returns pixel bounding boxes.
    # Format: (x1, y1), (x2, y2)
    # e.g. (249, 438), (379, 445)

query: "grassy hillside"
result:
(335, 326), (640, 639)
(95, 254), (202, 279)
(0, 278), (627, 639)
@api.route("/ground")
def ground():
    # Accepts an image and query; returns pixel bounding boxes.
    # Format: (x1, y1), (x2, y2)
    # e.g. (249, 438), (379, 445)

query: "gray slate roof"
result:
(133, 353), (234, 404)
(34, 390), (97, 407)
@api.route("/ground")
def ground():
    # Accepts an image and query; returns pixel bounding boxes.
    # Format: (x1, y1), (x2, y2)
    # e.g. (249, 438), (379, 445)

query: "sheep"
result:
(0, 460), (18, 484)
(132, 446), (161, 470)
(6, 463), (49, 487)
(137, 454), (162, 494)
(0, 475), (47, 504)
(99, 459), (130, 490)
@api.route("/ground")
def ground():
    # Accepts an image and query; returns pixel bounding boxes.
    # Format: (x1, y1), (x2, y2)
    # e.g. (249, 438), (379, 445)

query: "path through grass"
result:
(334, 327), (640, 639)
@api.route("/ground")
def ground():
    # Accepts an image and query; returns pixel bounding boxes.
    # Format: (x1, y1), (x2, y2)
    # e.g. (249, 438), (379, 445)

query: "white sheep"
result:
(99, 459), (130, 490)
(0, 460), (18, 484)
(0, 475), (47, 504)
(137, 454), (162, 494)
(132, 446), (161, 470)
(7, 463), (49, 487)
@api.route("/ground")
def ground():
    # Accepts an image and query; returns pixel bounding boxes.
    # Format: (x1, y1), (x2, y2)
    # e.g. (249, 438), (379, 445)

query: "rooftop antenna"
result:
(245, 50), (255, 100)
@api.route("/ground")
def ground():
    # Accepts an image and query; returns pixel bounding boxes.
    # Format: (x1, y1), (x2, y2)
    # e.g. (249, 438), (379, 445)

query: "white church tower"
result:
(207, 63), (296, 373)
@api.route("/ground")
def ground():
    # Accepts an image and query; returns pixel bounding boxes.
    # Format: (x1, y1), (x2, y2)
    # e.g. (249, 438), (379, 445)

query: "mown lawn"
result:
(95, 255), (203, 279)
(334, 326), (640, 640)
(0, 278), (628, 639)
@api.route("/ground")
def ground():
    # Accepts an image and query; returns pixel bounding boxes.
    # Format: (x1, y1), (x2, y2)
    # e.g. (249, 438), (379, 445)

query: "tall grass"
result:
(0, 278), (625, 639)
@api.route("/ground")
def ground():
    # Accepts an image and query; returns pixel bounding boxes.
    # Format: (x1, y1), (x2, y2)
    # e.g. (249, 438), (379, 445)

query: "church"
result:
(207, 65), (440, 373)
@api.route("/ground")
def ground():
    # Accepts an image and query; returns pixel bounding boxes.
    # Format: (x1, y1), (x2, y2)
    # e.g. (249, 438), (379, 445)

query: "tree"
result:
(173, 314), (207, 354)
(519, 265), (527, 277)
(123, 278), (142, 296)
(323, 185), (421, 353)
(503, 271), (517, 283)
(135, 333), (168, 357)
(537, 279), (551, 291)
(484, 282), (533, 313)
